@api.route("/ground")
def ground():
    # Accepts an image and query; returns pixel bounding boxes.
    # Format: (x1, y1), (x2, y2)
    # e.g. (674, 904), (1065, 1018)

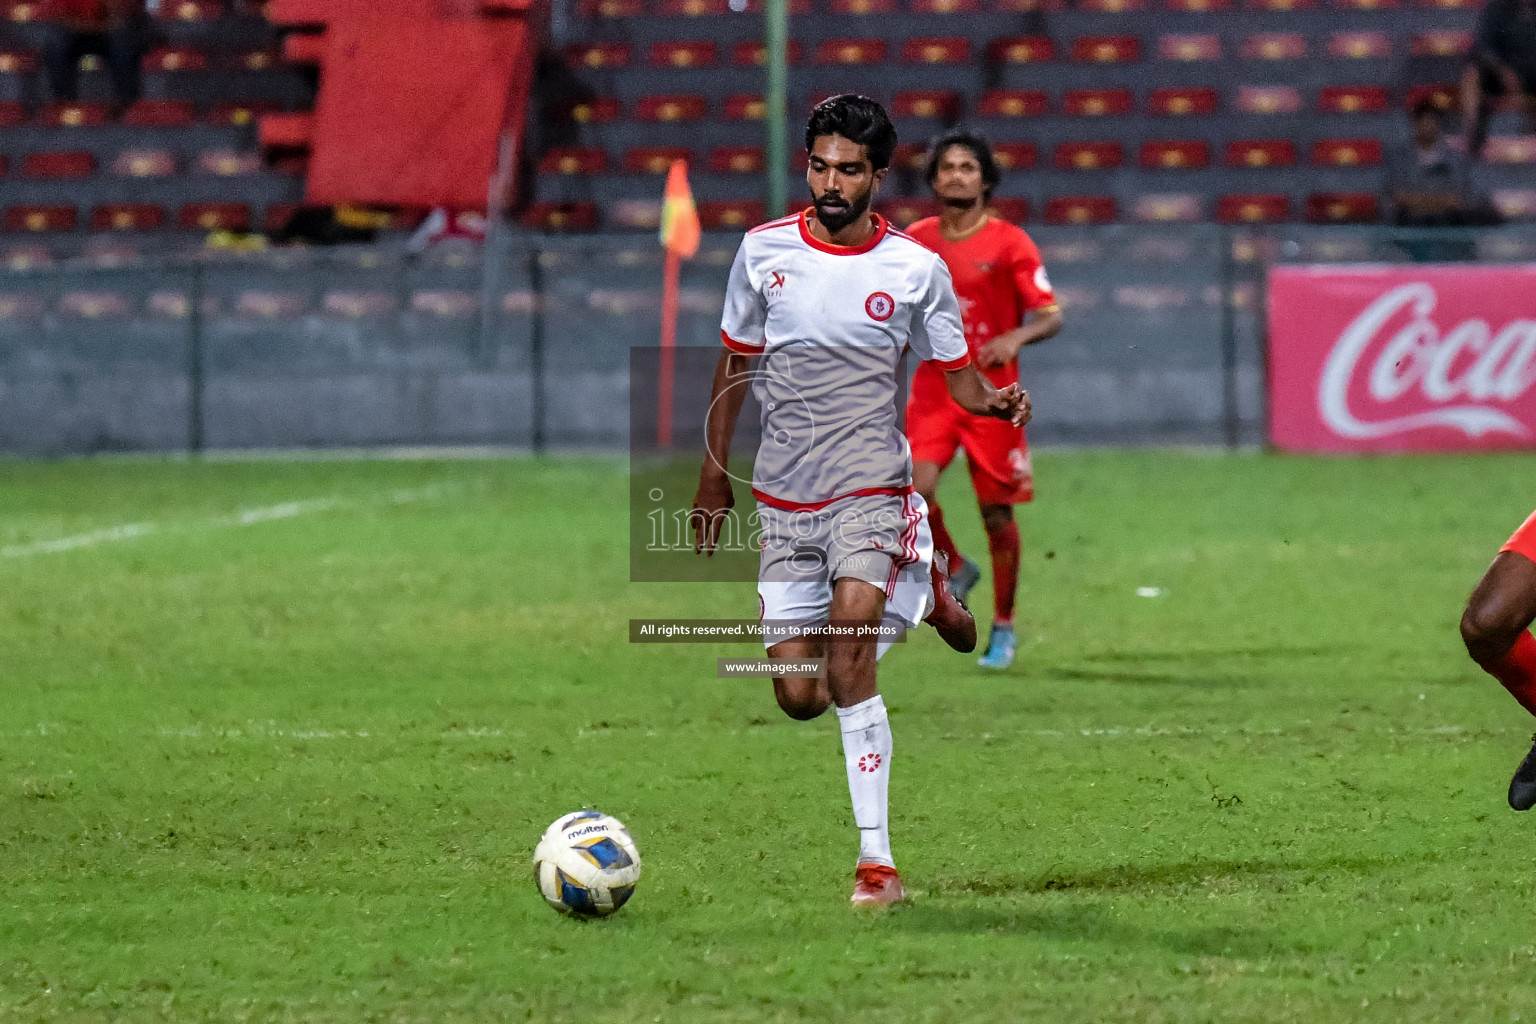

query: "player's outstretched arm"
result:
(976, 308), (1064, 368)
(692, 350), (754, 555)
(943, 364), (1032, 428)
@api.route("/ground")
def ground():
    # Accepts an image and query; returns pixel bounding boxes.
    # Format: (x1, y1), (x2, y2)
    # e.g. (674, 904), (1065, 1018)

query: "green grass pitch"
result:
(3, 450), (1536, 1022)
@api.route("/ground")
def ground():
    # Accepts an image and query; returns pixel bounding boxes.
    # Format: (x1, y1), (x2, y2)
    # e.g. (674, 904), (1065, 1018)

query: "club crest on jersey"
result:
(865, 292), (895, 322)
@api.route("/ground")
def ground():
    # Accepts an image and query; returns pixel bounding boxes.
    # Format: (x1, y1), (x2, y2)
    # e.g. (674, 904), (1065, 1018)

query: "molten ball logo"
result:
(865, 292), (895, 322)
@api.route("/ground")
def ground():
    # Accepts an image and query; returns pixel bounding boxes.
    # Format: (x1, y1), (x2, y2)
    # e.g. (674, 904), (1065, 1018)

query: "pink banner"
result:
(1268, 265), (1536, 452)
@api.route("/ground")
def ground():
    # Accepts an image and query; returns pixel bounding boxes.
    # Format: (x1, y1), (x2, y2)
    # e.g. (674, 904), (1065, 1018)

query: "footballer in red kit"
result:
(904, 130), (1063, 669)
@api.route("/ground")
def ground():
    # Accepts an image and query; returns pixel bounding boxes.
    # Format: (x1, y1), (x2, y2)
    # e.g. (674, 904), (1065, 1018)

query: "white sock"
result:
(836, 694), (894, 868)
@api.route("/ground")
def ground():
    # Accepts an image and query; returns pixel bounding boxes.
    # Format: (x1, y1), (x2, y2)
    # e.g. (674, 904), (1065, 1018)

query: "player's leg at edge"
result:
(913, 459), (981, 607)
(1460, 548), (1536, 810)
(977, 502), (1020, 670)
(768, 578), (905, 906)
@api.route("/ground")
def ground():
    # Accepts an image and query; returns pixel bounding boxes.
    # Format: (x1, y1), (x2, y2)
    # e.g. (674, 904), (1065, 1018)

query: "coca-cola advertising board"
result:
(1268, 265), (1536, 452)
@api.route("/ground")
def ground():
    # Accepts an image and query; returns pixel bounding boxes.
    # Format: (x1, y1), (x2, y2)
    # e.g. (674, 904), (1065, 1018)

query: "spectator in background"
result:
(1461, 0), (1536, 159)
(1389, 100), (1486, 226)
(43, 0), (147, 109)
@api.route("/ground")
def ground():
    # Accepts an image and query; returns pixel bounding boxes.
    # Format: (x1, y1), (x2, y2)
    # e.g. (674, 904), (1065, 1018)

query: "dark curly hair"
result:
(923, 128), (1002, 200)
(804, 94), (898, 172)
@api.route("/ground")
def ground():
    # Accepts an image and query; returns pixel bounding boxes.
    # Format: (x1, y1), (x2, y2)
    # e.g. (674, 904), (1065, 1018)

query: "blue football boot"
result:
(977, 623), (1016, 670)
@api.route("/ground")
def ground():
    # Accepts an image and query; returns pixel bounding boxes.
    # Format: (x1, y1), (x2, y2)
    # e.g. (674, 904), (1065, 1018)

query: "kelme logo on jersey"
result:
(768, 271), (786, 296)
(865, 292), (895, 322)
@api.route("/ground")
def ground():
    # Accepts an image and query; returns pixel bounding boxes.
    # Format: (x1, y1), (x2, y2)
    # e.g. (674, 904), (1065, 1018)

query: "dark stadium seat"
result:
(901, 38), (970, 64)
(1072, 37), (1140, 64)
(814, 39), (887, 65)
(1045, 196), (1117, 224)
(22, 151), (96, 179)
(635, 95), (707, 121)
(1226, 140), (1297, 168)
(1217, 193), (1290, 223)
(37, 102), (110, 127)
(1064, 89), (1134, 117)
(566, 43), (633, 69)
(977, 90), (1050, 117)
(698, 200), (764, 229)
(1148, 88), (1218, 116)
(5, 205), (76, 232)
(179, 202), (251, 231)
(992, 142), (1036, 170)
(524, 202), (600, 231)
(92, 204), (166, 231)
(209, 102), (279, 127)
(1312, 138), (1383, 166)
(158, 0), (223, 21)
(144, 46), (210, 73)
(1139, 140), (1210, 169)
(1054, 142), (1125, 170)
(708, 146), (764, 173)
(123, 100), (196, 127)
(986, 38), (1056, 64)
(891, 91), (961, 118)
(649, 42), (717, 68)
(1306, 193), (1380, 223)
(624, 146), (691, 174)
(540, 147), (609, 175)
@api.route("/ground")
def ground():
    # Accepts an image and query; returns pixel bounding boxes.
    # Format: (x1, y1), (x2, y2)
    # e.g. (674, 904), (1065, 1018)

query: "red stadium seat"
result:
(891, 91), (960, 119)
(991, 142), (1036, 170)
(92, 204), (165, 231)
(0, 155), (8, 176)
(1, 0), (42, 21)
(1334, 0), (1397, 7)
(1148, 88), (1218, 116)
(986, 37), (1056, 64)
(814, 39), (887, 64)
(159, 0), (222, 20)
(830, 0), (896, 11)
(179, 203), (251, 231)
(558, 97), (622, 123)
(21, 151), (95, 179)
(1420, 0), (1478, 8)
(37, 102), (110, 127)
(732, 40), (803, 65)
(1139, 139), (1210, 169)
(1411, 31), (1473, 57)
(1045, 196), (1116, 224)
(1072, 36), (1139, 63)
(577, 0), (644, 15)
(1243, 33), (1307, 60)
(891, 144), (927, 171)
(699, 200), (766, 230)
(0, 101), (25, 126)
(977, 90), (1049, 116)
(565, 43), (633, 68)
(723, 95), (766, 120)
(709, 146), (765, 173)
(123, 100), (195, 126)
(1405, 84), (1457, 112)
(524, 203), (599, 232)
(1328, 32), (1393, 58)
(234, 48), (275, 69)
(1159, 35), (1222, 61)
(1306, 193), (1379, 223)
(111, 149), (177, 177)
(902, 38), (969, 64)
(0, 48), (36, 73)
(649, 42), (717, 68)
(1165, 0), (1231, 9)
(1064, 89), (1133, 116)
(539, 147), (608, 176)
(988, 197), (1029, 223)
(1217, 194), (1289, 223)
(1247, 0), (1314, 8)
(876, 198), (941, 227)
(1485, 136), (1536, 164)
(1234, 86), (1302, 115)
(1080, 0), (1147, 9)
(995, 0), (1066, 10)
(1054, 142), (1124, 170)
(1226, 140), (1296, 167)
(1131, 194), (1203, 222)
(5, 205), (76, 232)
(209, 101), (277, 126)
(624, 146), (692, 174)
(657, 0), (732, 14)
(1312, 138), (1383, 166)
(634, 95), (707, 121)
(910, 0), (979, 11)
(143, 46), (209, 72)
(1319, 86), (1390, 113)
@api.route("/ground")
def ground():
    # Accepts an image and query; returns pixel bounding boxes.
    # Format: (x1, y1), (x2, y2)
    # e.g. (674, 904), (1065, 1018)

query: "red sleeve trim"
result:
(722, 329), (764, 354)
(932, 354), (971, 372)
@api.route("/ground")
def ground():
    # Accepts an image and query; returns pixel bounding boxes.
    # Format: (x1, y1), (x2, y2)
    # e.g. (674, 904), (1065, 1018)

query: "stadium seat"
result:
(1217, 193), (1289, 223)
(699, 201), (765, 229)
(4, 205), (76, 232)
(559, 97), (622, 123)
(111, 149), (177, 177)
(209, 101), (278, 126)
(1226, 140), (1296, 167)
(525, 203), (601, 231)
(1080, 0), (1147, 9)
(539, 147), (608, 175)
(1158, 35), (1222, 62)
(988, 197), (1029, 223)
(992, 142), (1037, 170)
(724, 95), (766, 120)
(179, 203), (251, 231)
(37, 102), (110, 127)
(1139, 139), (1210, 169)
(1072, 37), (1140, 63)
(1306, 192), (1379, 223)
(0, 101), (23, 126)
(1312, 138), (1383, 166)
(230, 50), (280, 72)
(0, 156), (8, 177)
(902, 38), (969, 64)
(1319, 86), (1390, 113)
(732, 41), (803, 65)
(650, 42), (716, 68)
(0, 48), (36, 73)
(195, 149), (261, 176)
(1485, 137), (1536, 164)
(1148, 88), (1218, 116)
(656, 0), (732, 14)
(123, 100), (195, 126)
(1165, 0), (1231, 9)
(830, 0), (896, 12)
(1247, 0), (1314, 9)
(910, 0), (980, 11)
(1, 0), (42, 21)
(1131, 194), (1203, 222)
(1243, 34), (1307, 61)
(624, 146), (692, 173)
(709, 146), (764, 173)
(610, 200), (661, 230)
(996, 0), (1066, 10)
(891, 143), (927, 170)
(1334, 0), (1396, 8)
(159, 0), (222, 21)
(1328, 32), (1392, 59)
(1493, 190), (1536, 220)
(1411, 31), (1473, 57)
(876, 198), (940, 227)
(144, 46), (210, 72)
(986, 38), (1056, 64)
(565, 43), (633, 68)
(814, 39), (887, 65)
(92, 204), (165, 231)
(1064, 89), (1133, 116)
(635, 95), (707, 121)
(1054, 142), (1124, 170)
(577, 0), (643, 16)
(978, 90), (1049, 116)
(1421, 0), (1476, 8)
(1045, 196), (1116, 224)
(1235, 86), (1303, 115)
(1405, 84), (1456, 112)
(892, 91), (960, 118)
(21, 151), (96, 179)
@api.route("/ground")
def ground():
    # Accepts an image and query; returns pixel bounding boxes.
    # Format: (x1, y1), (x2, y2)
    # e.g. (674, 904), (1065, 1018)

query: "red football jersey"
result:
(904, 216), (1057, 387)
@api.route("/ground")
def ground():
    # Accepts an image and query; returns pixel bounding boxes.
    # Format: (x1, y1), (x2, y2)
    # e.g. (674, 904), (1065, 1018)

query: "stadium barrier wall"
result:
(0, 224), (1531, 456)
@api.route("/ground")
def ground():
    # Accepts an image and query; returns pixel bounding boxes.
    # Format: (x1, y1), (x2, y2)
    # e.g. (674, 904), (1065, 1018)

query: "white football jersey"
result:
(720, 209), (970, 509)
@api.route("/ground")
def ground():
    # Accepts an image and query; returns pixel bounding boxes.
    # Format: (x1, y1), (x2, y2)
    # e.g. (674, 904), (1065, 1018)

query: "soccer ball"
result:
(533, 810), (642, 918)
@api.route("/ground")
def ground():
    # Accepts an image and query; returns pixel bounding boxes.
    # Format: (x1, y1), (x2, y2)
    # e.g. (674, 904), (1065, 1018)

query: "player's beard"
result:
(813, 184), (873, 234)
(941, 194), (984, 211)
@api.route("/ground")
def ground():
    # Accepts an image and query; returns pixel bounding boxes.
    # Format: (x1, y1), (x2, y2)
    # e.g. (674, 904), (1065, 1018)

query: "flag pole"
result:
(764, 0), (788, 219)
(658, 246), (680, 448)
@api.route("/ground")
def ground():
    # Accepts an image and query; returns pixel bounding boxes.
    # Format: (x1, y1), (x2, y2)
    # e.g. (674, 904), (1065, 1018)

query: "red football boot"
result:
(924, 551), (978, 653)
(851, 863), (905, 906)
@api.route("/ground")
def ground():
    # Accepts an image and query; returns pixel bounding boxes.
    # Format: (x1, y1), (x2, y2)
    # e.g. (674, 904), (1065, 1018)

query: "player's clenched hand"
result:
(990, 383), (1032, 428)
(691, 473), (735, 556)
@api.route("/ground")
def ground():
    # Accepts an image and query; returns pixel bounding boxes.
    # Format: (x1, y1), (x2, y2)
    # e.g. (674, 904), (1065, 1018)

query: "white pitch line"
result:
(1, 522), (158, 559)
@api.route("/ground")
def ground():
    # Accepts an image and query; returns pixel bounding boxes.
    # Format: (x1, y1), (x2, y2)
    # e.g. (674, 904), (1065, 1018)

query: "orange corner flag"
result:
(659, 159), (701, 259)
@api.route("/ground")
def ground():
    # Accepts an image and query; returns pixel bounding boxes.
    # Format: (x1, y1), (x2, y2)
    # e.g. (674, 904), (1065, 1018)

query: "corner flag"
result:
(656, 160), (699, 448)
(659, 160), (700, 259)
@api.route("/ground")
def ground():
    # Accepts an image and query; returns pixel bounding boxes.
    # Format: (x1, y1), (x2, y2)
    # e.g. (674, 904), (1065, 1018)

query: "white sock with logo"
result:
(836, 694), (894, 868)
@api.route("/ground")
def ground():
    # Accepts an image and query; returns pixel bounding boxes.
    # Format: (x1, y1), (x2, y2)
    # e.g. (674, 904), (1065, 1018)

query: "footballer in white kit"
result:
(691, 95), (1031, 906)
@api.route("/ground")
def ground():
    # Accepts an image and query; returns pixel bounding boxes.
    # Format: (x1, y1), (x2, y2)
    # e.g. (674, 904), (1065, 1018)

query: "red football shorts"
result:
(906, 369), (1033, 505)
(1502, 510), (1536, 564)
